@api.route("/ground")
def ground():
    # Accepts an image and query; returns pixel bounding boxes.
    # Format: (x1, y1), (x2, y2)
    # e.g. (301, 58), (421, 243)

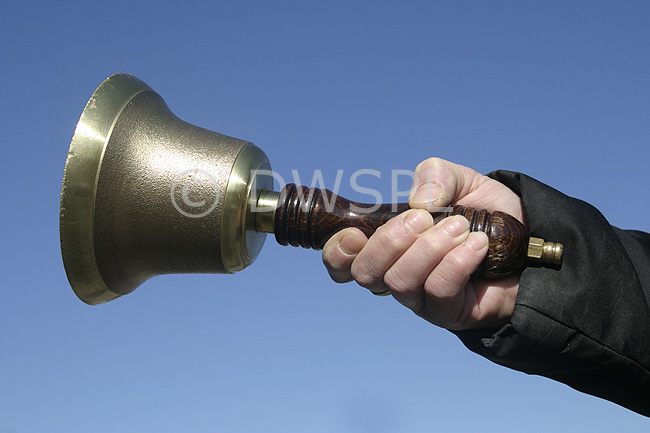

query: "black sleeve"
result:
(453, 171), (650, 417)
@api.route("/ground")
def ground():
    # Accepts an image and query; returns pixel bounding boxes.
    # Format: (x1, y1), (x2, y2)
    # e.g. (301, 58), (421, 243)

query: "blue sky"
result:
(1, 1), (649, 431)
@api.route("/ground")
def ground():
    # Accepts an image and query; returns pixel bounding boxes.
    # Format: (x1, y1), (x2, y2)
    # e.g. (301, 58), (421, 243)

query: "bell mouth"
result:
(60, 73), (153, 305)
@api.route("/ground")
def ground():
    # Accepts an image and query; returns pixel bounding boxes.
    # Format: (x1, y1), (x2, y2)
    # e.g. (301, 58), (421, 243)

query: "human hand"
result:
(322, 158), (524, 330)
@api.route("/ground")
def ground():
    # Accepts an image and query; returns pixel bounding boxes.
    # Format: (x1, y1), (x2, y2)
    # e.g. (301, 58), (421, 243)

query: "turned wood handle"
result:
(273, 184), (532, 279)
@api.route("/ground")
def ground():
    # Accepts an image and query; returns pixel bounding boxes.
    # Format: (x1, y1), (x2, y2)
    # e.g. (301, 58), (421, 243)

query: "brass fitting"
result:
(527, 237), (563, 266)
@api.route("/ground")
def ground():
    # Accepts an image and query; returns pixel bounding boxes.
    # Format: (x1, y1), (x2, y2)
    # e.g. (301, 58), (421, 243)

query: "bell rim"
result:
(59, 73), (153, 305)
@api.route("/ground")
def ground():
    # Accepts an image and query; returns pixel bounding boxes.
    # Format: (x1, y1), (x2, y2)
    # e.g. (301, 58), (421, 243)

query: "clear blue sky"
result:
(2, 1), (649, 431)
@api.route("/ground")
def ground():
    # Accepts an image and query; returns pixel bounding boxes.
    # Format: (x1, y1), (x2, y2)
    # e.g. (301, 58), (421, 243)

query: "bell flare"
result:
(60, 73), (272, 305)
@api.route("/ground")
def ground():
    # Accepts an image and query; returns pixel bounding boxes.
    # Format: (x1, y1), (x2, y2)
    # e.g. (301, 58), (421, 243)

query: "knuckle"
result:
(449, 243), (483, 276)
(442, 248), (468, 271)
(321, 247), (335, 267)
(323, 254), (353, 284)
(354, 273), (377, 290)
(431, 273), (460, 302)
(418, 221), (466, 251)
(383, 267), (412, 295)
(415, 157), (444, 173)
(351, 263), (381, 290)
(321, 248), (347, 272)
(374, 220), (414, 250)
(416, 229), (445, 253)
(426, 273), (458, 304)
(374, 222), (397, 239)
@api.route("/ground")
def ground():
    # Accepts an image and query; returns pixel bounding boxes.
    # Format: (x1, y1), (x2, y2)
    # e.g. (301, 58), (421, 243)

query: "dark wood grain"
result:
(274, 184), (529, 279)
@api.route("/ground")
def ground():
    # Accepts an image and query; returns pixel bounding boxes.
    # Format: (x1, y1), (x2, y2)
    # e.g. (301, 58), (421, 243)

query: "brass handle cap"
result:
(527, 237), (563, 266)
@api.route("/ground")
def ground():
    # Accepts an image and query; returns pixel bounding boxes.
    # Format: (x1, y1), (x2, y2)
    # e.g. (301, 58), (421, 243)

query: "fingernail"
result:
(339, 233), (363, 255)
(404, 209), (433, 234)
(438, 215), (469, 238)
(410, 182), (442, 205)
(465, 231), (488, 251)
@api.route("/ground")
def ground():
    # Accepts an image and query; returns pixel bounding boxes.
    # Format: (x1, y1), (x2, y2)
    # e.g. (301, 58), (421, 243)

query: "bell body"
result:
(60, 74), (271, 305)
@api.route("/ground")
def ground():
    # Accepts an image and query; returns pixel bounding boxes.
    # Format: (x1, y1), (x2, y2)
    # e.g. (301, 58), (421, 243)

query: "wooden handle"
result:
(273, 184), (532, 279)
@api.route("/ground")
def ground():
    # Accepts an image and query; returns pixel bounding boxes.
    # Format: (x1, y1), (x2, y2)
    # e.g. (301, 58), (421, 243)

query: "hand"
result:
(322, 158), (524, 330)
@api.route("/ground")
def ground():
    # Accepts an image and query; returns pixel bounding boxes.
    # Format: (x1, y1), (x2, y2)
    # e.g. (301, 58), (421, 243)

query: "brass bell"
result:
(60, 73), (562, 305)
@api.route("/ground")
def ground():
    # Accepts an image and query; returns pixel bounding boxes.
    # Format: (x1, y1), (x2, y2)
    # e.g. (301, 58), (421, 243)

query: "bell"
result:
(60, 73), (562, 305)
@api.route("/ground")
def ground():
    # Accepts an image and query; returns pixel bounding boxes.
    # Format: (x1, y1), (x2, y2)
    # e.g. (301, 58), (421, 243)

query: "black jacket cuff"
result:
(454, 171), (650, 417)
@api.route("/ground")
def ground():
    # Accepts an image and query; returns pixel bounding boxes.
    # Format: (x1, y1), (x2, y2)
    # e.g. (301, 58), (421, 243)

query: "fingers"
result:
(322, 207), (493, 329)
(380, 216), (486, 314)
(322, 228), (368, 283)
(408, 157), (483, 211)
(350, 209), (434, 294)
(419, 231), (489, 328)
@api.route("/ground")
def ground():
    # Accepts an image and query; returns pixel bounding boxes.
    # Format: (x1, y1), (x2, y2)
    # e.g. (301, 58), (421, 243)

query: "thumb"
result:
(408, 158), (481, 211)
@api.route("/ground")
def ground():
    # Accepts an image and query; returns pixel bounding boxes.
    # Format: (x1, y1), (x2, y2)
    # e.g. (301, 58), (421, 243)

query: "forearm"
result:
(454, 171), (650, 417)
